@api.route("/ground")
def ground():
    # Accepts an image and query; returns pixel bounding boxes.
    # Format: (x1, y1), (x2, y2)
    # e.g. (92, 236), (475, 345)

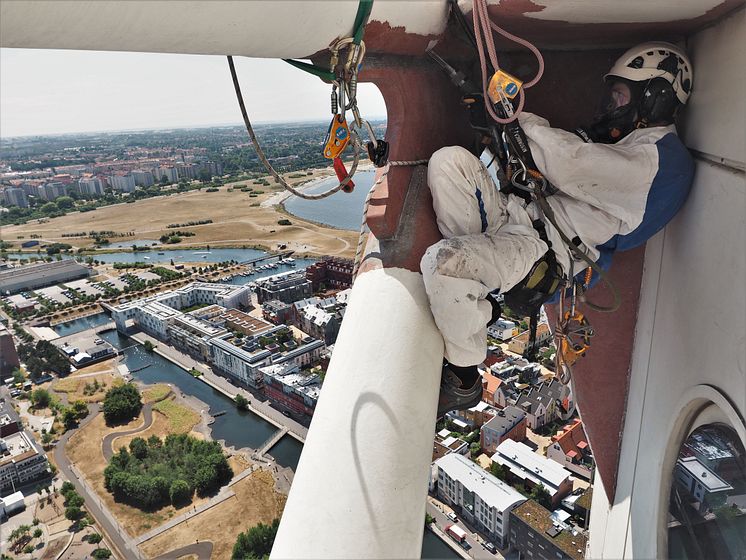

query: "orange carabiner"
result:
(323, 114), (351, 159)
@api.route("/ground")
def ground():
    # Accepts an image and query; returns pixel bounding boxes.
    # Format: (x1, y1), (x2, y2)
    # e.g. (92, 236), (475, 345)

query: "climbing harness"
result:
(439, 0), (622, 381)
(228, 0), (385, 201)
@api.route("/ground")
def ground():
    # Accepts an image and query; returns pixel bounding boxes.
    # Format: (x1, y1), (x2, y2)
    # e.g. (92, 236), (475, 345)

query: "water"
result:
(99, 330), (278, 451)
(268, 436), (304, 471)
(421, 529), (461, 559)
(284, 170), (376, 231)
(53, 312), (112, 336)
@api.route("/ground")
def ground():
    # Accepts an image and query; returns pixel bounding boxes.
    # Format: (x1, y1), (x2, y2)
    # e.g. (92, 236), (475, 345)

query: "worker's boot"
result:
(437, 363), (482, 417)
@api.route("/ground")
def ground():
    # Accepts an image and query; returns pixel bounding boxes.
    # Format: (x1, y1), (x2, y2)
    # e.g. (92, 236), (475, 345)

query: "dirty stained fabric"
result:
(422, 115), (670, 366)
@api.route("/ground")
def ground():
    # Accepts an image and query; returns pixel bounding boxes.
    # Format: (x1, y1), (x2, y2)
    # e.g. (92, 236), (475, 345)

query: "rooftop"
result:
(0, 431), (41, 466)
(483, 405), (526, 435)
(493, 439), (573, 493)
(677, 456), (733, 493)
(436, 453), (526, 513)
(512, 500), (588, 560)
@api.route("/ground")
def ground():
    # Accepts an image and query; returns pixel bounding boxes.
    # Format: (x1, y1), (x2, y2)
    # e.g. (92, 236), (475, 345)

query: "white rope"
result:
(352, 159), (430, 279)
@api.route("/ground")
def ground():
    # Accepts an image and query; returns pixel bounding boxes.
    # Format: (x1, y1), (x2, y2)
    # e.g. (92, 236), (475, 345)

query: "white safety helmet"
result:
(605, 41), (693, 105)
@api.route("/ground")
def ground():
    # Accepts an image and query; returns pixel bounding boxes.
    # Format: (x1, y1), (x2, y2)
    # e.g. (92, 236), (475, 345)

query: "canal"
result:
(96, 330), (456, 557)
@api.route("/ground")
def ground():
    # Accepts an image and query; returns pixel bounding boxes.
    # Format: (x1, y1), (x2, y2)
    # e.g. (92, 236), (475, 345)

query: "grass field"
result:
(140, 469), (286, 560)
(53, 373), (119, 403)
(3, 169), (361, 259)
(142, 383), (171, 403)
(67, 407), (206, 537)
(152, 397), (200, 434)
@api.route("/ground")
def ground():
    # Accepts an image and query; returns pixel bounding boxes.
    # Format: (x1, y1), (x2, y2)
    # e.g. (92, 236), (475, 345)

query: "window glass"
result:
(668, 424), (746, 559)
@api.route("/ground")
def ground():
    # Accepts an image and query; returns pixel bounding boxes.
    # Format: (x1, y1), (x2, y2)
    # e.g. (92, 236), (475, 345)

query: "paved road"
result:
(427, 497), (509, 560)
(55, 403), (145, 560)
(102, 403), (153, 460)
(153, 541), (213, 560)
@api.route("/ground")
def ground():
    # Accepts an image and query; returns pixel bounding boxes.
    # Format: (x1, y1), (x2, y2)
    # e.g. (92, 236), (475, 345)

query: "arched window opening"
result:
(668, 424), (746, 559)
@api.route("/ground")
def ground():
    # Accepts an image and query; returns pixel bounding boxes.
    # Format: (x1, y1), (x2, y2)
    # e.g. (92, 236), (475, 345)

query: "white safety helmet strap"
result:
(605, 41), (692, 105)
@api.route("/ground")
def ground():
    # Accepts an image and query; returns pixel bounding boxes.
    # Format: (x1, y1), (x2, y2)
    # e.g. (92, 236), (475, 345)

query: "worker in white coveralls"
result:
(424, 42), (696, 416)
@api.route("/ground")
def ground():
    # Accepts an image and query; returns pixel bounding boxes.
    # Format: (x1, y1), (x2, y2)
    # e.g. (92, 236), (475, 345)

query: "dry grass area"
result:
(140, 469), (286, 560)
(142, 383), (172, 403)
(40, 536), (68, 560)
(152, 398), (200, 433)
(4, 169), (360, 258)
(71, 359), (119, 376)
(112, 397), (199, 454)
(64, 411), (205, 537)
(53, 373), (118, 403)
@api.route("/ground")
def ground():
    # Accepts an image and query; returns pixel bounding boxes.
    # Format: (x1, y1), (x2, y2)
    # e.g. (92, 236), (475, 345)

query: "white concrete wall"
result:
(588, 8), (746, 558)
(0, 1), (448, 58)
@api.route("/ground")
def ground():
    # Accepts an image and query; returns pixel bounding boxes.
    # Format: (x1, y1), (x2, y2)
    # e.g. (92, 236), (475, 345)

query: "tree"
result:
(33, 528), (42, 538)
(65, 493), (85, 508)
(61, 481), (76, 496)
(87, 533), (103, 544)
(143, 340), (155, 353)
(91, 548), (112, 559)
(169, 479), (191, 505)
(130, 437), (148, 460)
(102, 383), (142, 425)
(234, 394), (249, 410)
(490, 461), (507, 481)
(425, 513), (435, 526)
(65, 506), (83, 521)
(232, 519), (280, 560)
(30, 388), (52, 409)
(56, 196), (74, 209)
(62, 408), (79, 430)
(529, 483), (552, 510)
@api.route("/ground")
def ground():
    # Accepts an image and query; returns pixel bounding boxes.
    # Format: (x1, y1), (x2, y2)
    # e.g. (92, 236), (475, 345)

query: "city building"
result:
(218, 309), (274, 337)
(432, 428), (469, 461)
(0, 490), (26, 517)
(547, 419), (593, 479)
(109, 173), (137, 192)
(487, 318), (518, 341)
(209, 328), (324, 390)
(508, 323), (552, 355)
(0, 421), (49, 494)
(2, 187), (28, 208)
(262, 300), (293, 324)
(492, 439), (574, 507)
(292, 296), (345, 345)
(515, 379), (572, 430)
(509, 500), (588, 560)
(78, 176), (105, 196)
(0, 325), (21, 376)
(305, 256), (354, 292)
(38, 182), (67, 201)
(155, 165), (178, 183)
(673, 456), (733, 514)
(435, 453), (526, 548)
(0, 260), (91, 295)
(167, 314), (227, 361)
(261, 362), (321, 417)
(132, 169), (155, 187)
(481, 406), (527, 455)
(255, 271), (312, 304)
(4, 294), (37, 314)
(110, 282), (251, 332)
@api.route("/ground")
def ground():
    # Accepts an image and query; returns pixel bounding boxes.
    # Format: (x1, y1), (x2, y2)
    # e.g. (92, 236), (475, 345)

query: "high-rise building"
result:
(0, 325), (20, 376)
(2, 187), (28, 208)
(109, 174), (137, 192)
(78, 177), (105, 196)
(132, 169), (154, 187)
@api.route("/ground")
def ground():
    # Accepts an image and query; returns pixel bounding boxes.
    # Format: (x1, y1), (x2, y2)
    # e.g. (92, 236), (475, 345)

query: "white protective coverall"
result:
(422, 112), (680, 366)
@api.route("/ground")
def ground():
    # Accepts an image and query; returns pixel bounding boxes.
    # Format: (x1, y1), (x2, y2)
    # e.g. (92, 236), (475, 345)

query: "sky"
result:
(0, 49), (387, 138)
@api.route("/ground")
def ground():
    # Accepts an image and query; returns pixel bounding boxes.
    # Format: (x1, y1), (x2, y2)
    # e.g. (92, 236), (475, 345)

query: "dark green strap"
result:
(284, 0), (373, 79)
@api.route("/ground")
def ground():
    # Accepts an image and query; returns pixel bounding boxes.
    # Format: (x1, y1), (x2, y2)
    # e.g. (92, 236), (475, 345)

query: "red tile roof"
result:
(551, 418), (589, 458)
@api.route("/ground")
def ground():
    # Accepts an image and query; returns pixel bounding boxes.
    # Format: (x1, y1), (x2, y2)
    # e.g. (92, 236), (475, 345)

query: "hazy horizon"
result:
(0, 48), (387, 138)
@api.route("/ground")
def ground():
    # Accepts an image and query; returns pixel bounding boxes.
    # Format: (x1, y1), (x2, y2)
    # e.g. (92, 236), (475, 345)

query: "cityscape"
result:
(1, 3), (744, 558)
(0, 125), (596, 559)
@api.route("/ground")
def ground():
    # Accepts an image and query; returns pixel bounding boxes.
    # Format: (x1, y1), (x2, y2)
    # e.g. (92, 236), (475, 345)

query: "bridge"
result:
(239, 251), (295, 267)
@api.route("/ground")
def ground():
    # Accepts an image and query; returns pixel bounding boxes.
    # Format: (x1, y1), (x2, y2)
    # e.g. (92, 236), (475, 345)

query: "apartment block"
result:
(0, 421), (49, 494)
(435, 453), (526, 548)
(492, 439), (574, 507)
